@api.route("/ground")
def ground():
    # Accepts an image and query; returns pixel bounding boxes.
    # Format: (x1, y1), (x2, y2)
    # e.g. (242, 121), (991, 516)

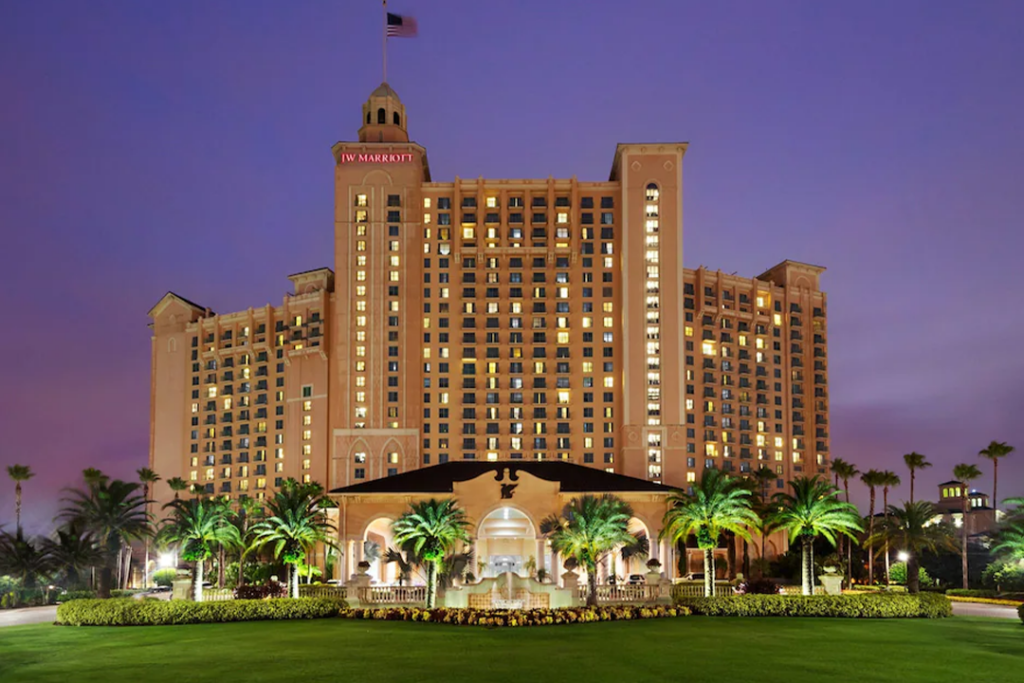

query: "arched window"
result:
(645, 183), (660, 202)
(393, 112), (401, 126)
(377, 108), (386, 124)
(366, 111), (371, 124)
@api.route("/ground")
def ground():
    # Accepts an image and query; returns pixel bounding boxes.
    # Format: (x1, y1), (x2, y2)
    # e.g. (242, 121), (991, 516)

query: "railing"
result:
(358, 586), (427, 604)
(298, 585), (348, 600)
(671, 581), (734, 599)
(575, 584), (666, 603)
(201, 588), (236, 602)
(779, 585), (825, 596)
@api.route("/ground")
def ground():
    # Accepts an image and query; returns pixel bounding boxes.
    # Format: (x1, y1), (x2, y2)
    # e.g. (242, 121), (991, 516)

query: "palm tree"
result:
(879, 470), (901, 584)
(0, 529), (52, 588)
(59, 478), (149, 598)
(159, 498), (239, 601)
(831, 458), (859, 581)
(392, 498), (472, 608)
(226, 497), (262, 588)
(902, 452), (931, 504)
(42, 523), (104, 589)
(978, 441), (1014, 512)
(6, 464), (34, 530)
(866, 501), (955, 594)
(860, 469), (886, 585)
(81, 468), (109, 488)
(252, 479), (336, 599)
(751, 466), (778, 574)
(136, 468), (161, 588)
(991, 497), (1024, 563)
(660, 469), (759, 597)
(384, 546), (415, 586)
(166, 477), (189, 500)
(952, 463), (982, 590)
(770, 476), (863, 595)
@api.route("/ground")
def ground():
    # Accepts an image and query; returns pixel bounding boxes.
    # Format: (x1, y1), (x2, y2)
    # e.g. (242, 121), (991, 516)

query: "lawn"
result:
(1, 616), (1021, 683)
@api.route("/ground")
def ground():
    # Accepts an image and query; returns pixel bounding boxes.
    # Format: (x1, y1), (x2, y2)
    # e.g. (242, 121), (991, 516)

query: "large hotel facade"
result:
(148, 84), (830, 576)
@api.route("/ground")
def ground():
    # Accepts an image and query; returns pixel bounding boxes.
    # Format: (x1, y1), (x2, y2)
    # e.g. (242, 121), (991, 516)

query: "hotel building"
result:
(148, 84), (830, 551)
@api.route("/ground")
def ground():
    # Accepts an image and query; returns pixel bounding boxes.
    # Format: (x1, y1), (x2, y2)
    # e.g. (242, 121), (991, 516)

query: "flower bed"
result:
(946, 596), (1024, 607)
(338, 604), (690, 627)
(57, 598), (343, 626)
(677, 593), (951, 618)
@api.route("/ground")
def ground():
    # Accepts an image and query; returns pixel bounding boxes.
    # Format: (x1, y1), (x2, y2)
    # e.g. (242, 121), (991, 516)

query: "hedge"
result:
(946, 589), (1024, 601)
(340, 604), (690, 627)
(57, 598), (344, 626)
(677, 593), (951, 618)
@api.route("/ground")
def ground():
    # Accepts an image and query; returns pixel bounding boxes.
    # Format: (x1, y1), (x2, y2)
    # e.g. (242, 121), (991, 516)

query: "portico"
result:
(329, 460), (676, 590)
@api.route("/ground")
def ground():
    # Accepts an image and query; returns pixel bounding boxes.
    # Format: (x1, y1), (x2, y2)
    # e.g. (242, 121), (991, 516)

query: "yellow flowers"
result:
(337, 605), (690, 627)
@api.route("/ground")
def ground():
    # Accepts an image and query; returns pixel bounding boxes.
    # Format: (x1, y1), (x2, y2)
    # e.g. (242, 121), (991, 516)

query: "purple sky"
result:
(2, 1), (1022, 533)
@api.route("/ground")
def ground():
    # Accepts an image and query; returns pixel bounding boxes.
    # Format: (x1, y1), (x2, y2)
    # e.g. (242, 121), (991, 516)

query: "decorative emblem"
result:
(500, 483), (518, 499)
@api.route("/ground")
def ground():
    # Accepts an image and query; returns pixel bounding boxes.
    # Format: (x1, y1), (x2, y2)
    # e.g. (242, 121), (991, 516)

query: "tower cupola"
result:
(358, 82), (408, 143)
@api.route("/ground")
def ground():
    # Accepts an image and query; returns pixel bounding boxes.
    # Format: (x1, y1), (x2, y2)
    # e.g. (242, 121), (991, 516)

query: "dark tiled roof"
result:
(330, 460), (673, 495)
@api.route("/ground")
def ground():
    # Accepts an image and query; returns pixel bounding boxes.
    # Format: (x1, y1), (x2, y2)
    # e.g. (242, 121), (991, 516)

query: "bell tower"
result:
(358, 82), (408, 143)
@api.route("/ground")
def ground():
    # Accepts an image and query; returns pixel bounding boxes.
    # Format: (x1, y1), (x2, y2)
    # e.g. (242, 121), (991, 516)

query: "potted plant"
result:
(356, 560), (371, 575)
(645, 558), (663, 584)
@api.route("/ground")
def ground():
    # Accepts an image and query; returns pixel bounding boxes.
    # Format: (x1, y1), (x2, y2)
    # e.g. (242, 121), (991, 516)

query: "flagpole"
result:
(382, 0), (388, 82)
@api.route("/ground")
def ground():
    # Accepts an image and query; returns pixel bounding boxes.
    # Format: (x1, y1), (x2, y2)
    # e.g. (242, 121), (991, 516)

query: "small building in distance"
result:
(933, 480), (997, 537)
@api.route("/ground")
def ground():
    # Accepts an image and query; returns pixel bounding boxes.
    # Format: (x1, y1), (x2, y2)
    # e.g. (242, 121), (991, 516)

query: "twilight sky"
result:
(2, 1), (1022, 533)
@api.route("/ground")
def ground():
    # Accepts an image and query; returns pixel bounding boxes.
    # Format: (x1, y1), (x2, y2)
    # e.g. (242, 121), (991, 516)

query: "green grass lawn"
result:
(1, 617), (1021, 683)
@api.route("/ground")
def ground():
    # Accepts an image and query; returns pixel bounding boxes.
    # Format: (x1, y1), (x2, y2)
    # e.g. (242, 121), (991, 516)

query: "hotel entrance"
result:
(476, 507), (537, 579)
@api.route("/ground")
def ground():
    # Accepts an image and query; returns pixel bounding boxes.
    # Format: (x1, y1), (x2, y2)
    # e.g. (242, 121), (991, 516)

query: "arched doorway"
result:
(363, 517), (397, 585)
(476, 507), (537, 579)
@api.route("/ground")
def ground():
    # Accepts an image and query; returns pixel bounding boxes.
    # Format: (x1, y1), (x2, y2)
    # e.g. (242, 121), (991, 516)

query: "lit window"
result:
(303, 400), (312, 411)
(702, 341), (716, 356)
(486, 196), (498, 208)
(687, 471), (696, 482)
(603, 377), (614, 388)
(356, 194), (367, 206)
(302, 430), (312, 440)
(423, 197), (432, 208)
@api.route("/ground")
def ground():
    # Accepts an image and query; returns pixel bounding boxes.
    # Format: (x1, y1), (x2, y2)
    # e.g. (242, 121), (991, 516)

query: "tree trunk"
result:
(883, 488), (890, 585)
(290, 563), (300, 598)
(909, 470), (915, 504)
(15, 483), (22, 530)
(802, 536), (814, 596)
(426, 561), (438, 608)
(993, 459), (998, 513)
(586, 562), (599, 607)
(237, 550), (248, 588)
(907, 553), (921, 595)
(97, 565), (113, 599)
(193, 559), (204, 602)
(961, 493), (969, 590)
(867, 488), (876, 585)
(218, 545), (226, 588)
(703, 549), (715, 597)
(143, 539), (150, 590)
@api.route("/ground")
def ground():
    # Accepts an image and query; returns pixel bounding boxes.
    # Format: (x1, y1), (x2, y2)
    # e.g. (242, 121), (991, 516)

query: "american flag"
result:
(386, 12), (418, 38)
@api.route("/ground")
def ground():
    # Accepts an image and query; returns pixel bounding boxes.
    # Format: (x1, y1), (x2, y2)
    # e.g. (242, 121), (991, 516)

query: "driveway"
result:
(951, 601), (1020, 620)
(0, 605), (57, 627)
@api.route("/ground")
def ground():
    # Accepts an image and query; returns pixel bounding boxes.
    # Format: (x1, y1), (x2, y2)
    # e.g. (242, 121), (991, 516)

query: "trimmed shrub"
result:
(339, 604), (689, 627)
(57, 598), (343, 626)
(890, 562), (931, 587)
(678, 593), (951, 618)
(151, 569), (179, 587)
(735, 578), (780, 595)
(58, 590), (97, 602)
(234, 582), (286, 600)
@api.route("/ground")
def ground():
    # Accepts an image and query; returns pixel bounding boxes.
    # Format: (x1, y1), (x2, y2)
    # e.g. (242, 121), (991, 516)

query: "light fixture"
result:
(897, 551), (909, 563)
(158, 552), (176, 569)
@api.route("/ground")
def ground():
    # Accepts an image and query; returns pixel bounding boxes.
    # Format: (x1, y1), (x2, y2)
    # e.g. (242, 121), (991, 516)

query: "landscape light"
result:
(897, 551), (909, 562)
(158, 552), (176, 568)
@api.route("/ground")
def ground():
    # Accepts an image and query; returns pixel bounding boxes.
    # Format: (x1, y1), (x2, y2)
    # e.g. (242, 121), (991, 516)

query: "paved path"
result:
(0, 605), (57, 627)
(951, 601), (1020, 619)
